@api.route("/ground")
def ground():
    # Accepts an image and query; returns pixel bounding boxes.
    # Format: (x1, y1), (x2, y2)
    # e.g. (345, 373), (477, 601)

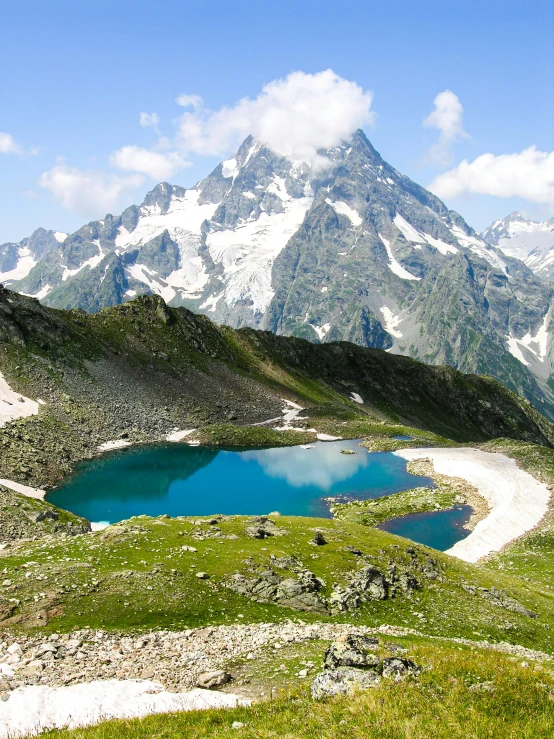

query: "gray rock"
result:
(196, 670), (231, 689)
(352, 565), (388, 600)
(277, 578), (305, 599)
(324, 635), (380, 670)
(311, 668), (380, 698)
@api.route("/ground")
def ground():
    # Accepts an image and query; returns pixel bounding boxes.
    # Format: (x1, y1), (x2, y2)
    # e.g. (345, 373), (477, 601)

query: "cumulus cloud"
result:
(110, 145), (189, 180)
(428, 146), (554, 206)
(39, 164), (145, 217)
(139, 112), (160, 132)
(423, 90), (469, 166)
(0, 132), (36, 156)
(175, 69), (374, 167)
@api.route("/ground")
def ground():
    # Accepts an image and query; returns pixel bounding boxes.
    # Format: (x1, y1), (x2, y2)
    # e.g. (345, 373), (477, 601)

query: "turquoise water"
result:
(379, 505), (473, 550)
(48, 439), (430, 523)
(46, 439), (471, 551)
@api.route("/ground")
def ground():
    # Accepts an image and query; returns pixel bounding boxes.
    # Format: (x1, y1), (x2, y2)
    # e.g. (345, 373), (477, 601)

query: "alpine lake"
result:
(47, 439), (472, 552)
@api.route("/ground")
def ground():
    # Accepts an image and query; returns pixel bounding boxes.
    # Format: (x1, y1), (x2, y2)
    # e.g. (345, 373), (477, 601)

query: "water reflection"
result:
(241, 443), (368, 489)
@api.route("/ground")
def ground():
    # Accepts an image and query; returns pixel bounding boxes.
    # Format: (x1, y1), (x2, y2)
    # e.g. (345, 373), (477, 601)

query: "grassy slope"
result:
(3, 513), (552, 652)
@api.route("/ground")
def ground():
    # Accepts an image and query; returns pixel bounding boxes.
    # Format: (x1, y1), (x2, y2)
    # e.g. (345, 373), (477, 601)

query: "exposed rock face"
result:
(312, 634), (422, 697)
(226, 548), (441, 617)
(460, 584), (537, 618)
(381, 657), (421, 680)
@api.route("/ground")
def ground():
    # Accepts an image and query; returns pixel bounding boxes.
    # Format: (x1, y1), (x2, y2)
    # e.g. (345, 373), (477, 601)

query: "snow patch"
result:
(422, 233), (458, 256)
(126, 264), (176, 304)
(199, 292), (224, 312)
(0, 478), (45, 500)
(378, 234), (420, 281)
(23, 284), (52, 300)
(0, 247), (36, 284)
(320, 286), (328, 293)
(54, 232), (68, 243)
(206, 193), (313, 314)
(166, 429), (196, 442)
(350, 392), (363, 404)
(507, 311), (550, 368)
(268, 176), (291, 202)
(450, 225), (507, 272)
(97, 440), (132, 452)
(380, 307), (404, 338)
(394, 448), (551, 563)
(0, 679), (249, 738)
(114, 190), (218, 299)
(61, 244), (104, 281)
(325, 199), (362, 227)
(393, 214), (426, 244)
(310, 323), (331, 341)
(0, 371), (39, 427)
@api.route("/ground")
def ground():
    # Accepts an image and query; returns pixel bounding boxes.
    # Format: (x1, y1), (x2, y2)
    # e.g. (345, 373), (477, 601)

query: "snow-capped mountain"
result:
(0, 228), (66, 291)
(481, 212), (554, 280)
(2, 131), (554, 415)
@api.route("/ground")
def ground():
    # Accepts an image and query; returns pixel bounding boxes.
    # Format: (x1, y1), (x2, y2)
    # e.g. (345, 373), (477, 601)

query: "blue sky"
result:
(0, 0), (552, 242)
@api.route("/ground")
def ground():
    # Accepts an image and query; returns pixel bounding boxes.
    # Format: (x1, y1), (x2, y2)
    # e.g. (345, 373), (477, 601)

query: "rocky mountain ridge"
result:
(2, 131), (554, 415)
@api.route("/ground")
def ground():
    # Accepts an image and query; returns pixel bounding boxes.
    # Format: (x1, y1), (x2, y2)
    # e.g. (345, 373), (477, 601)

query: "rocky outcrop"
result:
(0, 485), (90, 543)
(311, 633), (421, 697)
(226, 548), (442, 616)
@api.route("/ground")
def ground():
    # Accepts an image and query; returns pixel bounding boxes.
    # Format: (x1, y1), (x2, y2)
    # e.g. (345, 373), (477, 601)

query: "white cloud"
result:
(39, 164), (145, 217)
(110, 145), (189, 180)
(176, 93), (203, 110)
(423, 90), (469, 166)
(0, 132), (36, 156)
(428, 146), (554, 206)
(175, 69), (374, 167)
(139, 112), (160, 131)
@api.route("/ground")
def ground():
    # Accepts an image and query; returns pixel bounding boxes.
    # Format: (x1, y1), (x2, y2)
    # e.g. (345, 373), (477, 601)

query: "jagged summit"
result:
(1, 131), (554, 416)
(481, 211), (554, 279)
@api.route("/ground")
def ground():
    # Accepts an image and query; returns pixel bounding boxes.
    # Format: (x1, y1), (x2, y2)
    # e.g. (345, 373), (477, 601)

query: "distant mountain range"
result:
(1, 130), (554, 416)
(481, 212), (554, 281)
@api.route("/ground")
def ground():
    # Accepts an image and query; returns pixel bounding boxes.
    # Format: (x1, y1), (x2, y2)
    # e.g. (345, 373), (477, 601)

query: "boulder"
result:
(311, 531), (327, 546)
(197, 670), (231, 689)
